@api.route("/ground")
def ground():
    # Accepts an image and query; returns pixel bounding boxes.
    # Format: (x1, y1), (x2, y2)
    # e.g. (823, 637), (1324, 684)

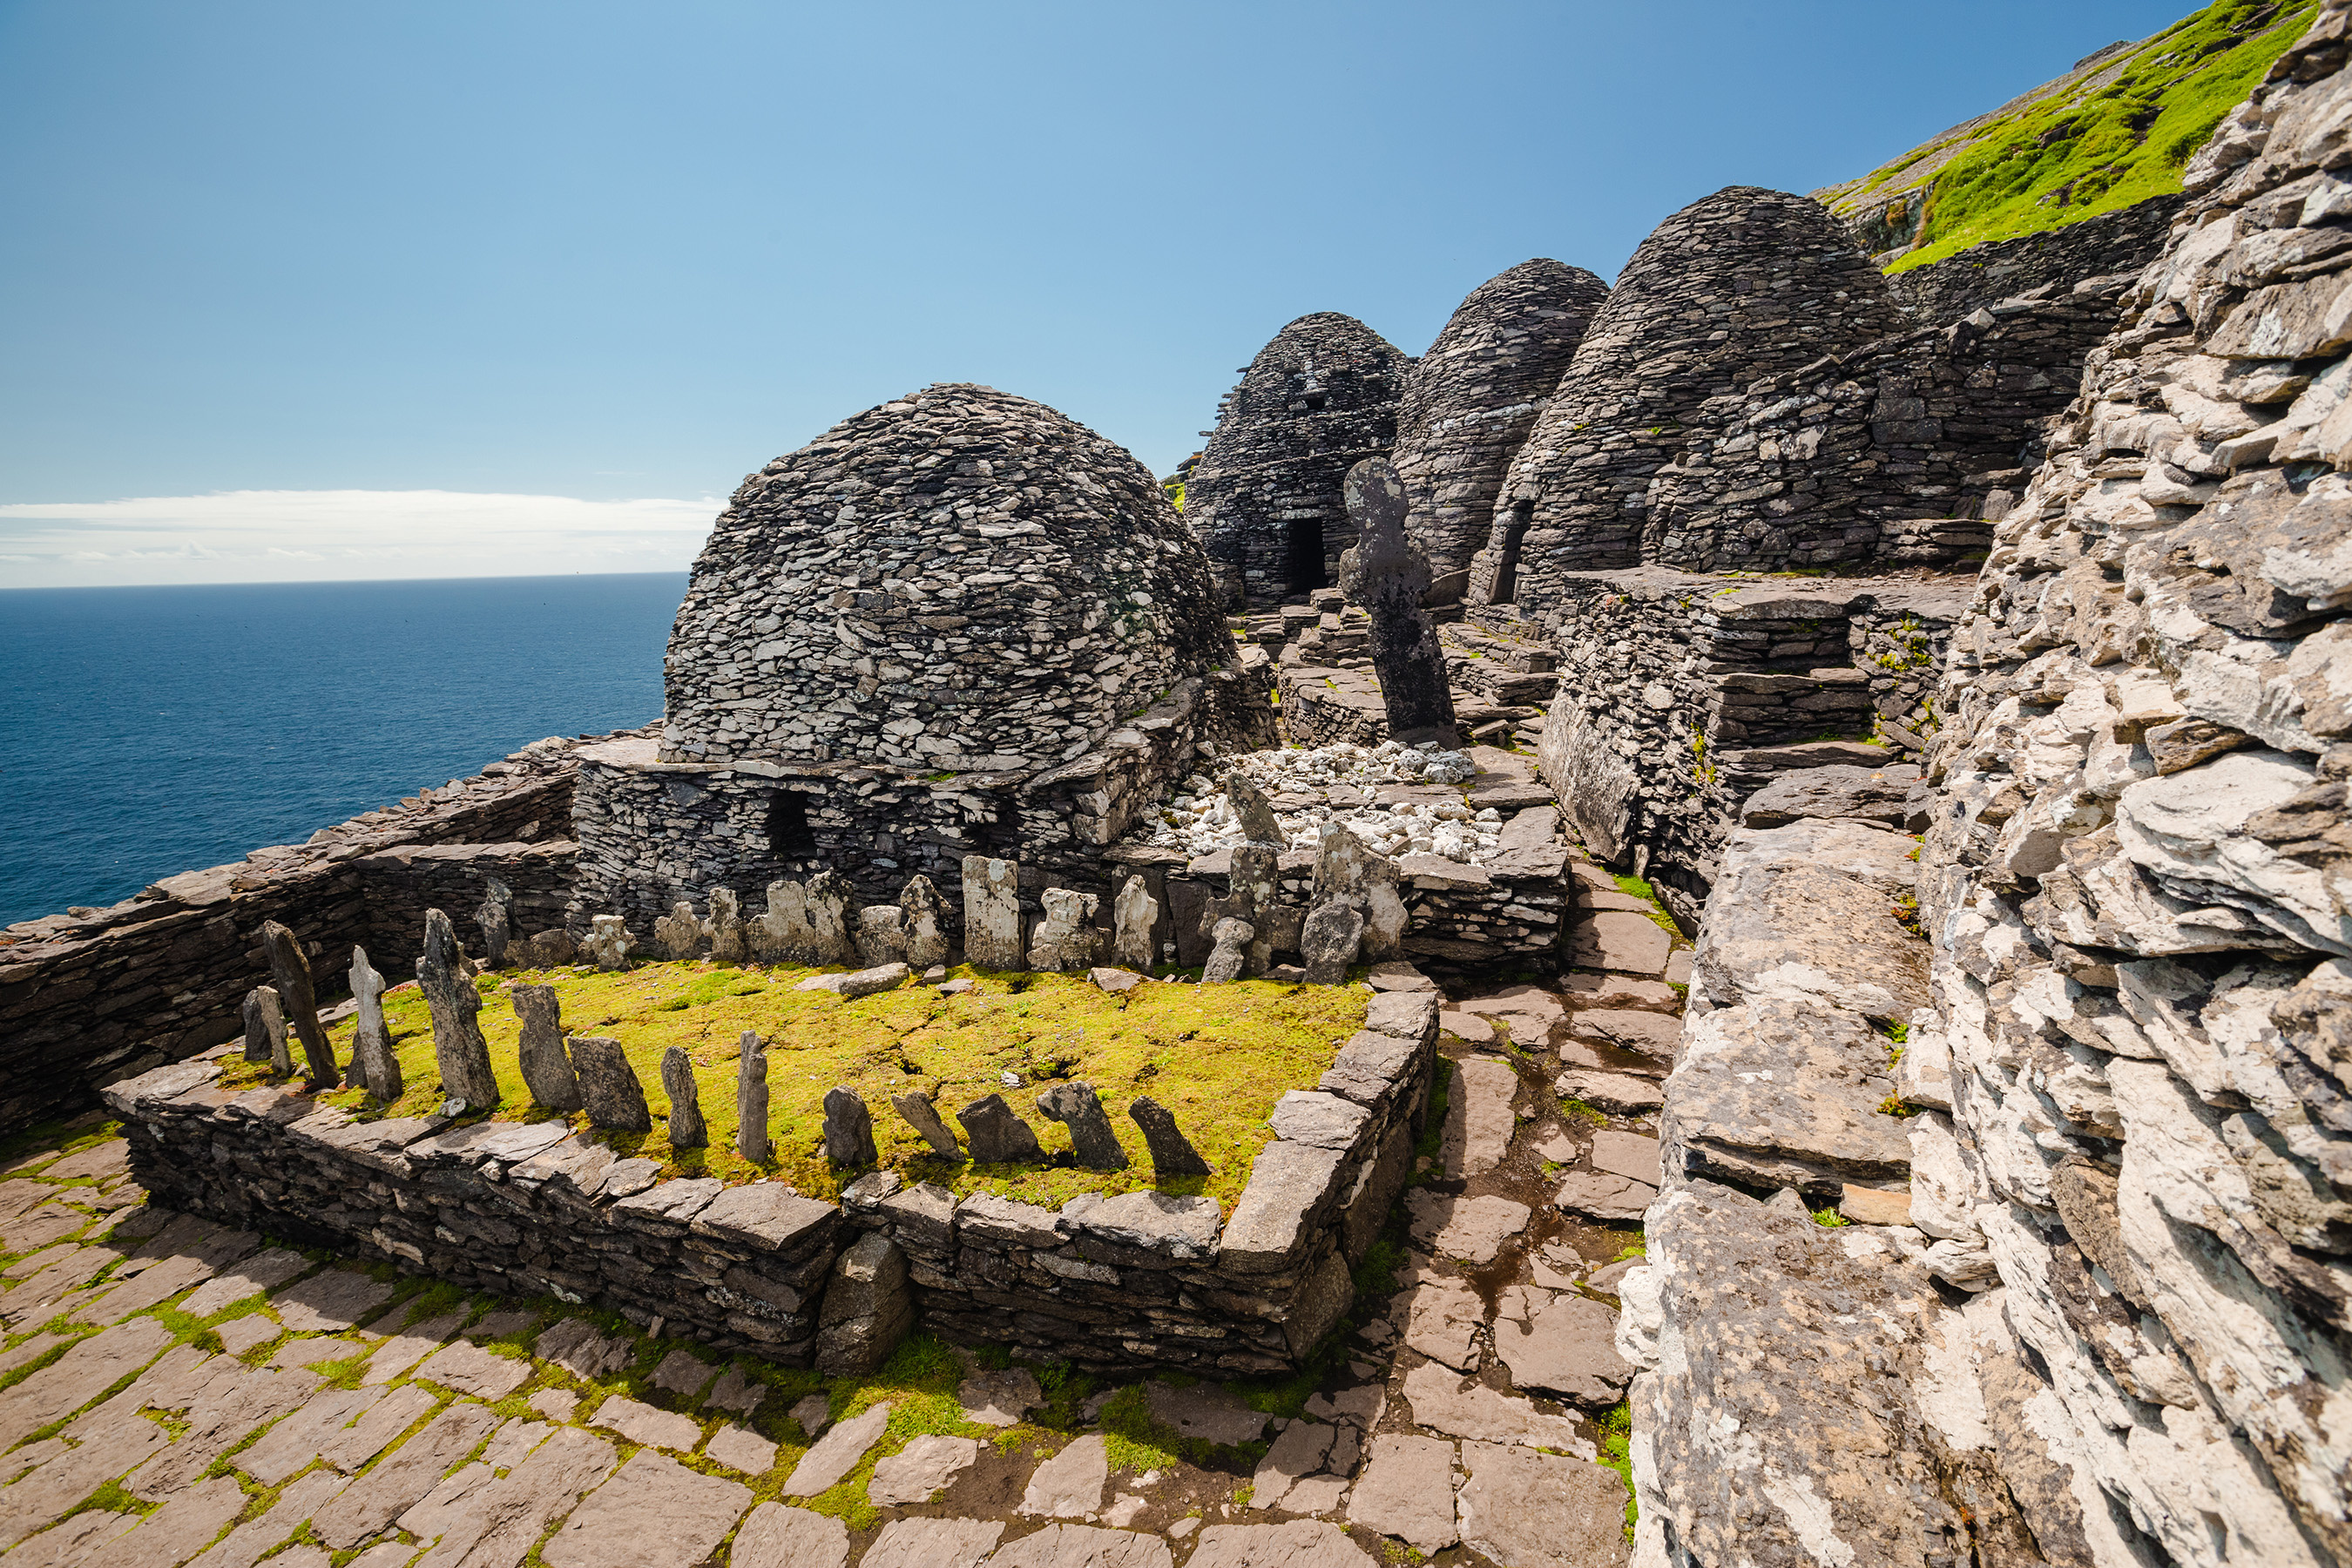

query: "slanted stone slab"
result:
(1220, 1142), (1348, 1272)
(794, 963), (910, 999)
(1587, 1131), (1660, 1186)
(729, 1502), (848, 1568)
(783, 1401), (889, 1497)
(1553, 1071), (1663, 1115)
(1565, 1009), (1680, 1061)
(1021, 1432), (1111, 1517)
(1567, 911), (1672, 977)
(1186, 1520), (1374, 1566)
(860, 1517), (1004, 1568)
(1552, 1172), (1655, 1224)
(412, 1342), (531, 1399)
(1127, 1097), (1212, 1179)
(1491, 1288), (1632, 1408)
(1456, 1441), (1631, 1568)
(313, 1402), (502, 1547)
(1268, 1092), (1371, 1152)
(1403, 1278), (1484, 1371)
(1406, 1192), (1530, 1264)
(1443, 1058), (1518, 1178)
(989, 1524), (1175, 1568)
(1399, 1362), (1588, 1453)
(591, 1395), (701, 1452)
(1347, 1434), (1459, 1553)
(541, 1450), (752, 1568)
(569, 1037), (653, 1132)
(704, 1424), (777, 1476)
(1037, 1082), (1129, 1171)
(1669, 1001), (1911, 1193)
(957, 1094), (1044, 1164)
(650, 1349), (716, 1400)
(535, 1319), (637, 1382)
(1249, 1419), (1334, 1511)
(867, 1433), (981, 1506)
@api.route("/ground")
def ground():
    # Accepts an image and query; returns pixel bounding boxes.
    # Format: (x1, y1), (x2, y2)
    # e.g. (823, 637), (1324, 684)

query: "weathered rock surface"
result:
(567, 1037), (651, 1132)
(510, 983), (581, 1112)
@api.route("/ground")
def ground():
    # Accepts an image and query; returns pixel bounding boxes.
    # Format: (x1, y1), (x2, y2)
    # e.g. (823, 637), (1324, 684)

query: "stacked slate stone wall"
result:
(1186, 314), (1411, 607)
(574, 671), (1276, 936)
(1640, 275), (2134, 572)
(1888, 192), (2186, 322)
(351, 841), (578, 977)
(0, 735), (607, 1136)
(1466, 187), (1910, 618)
(104, 992), (1440, 1375)
(1531, 573), (1968, 926)
(1389, 260), (1610, 581)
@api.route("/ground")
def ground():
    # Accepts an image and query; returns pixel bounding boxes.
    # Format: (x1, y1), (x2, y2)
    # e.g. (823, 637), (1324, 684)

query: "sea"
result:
(0, 573), (686, 929)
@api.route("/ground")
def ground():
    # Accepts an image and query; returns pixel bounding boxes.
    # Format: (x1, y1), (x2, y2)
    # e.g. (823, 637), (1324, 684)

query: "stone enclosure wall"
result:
(1887, 192), (2186, 322)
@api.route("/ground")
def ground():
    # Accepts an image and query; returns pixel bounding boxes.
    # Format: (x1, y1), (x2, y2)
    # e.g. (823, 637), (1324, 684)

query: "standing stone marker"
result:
(735, 1031), (771, 1163)
(891, 1092), (964, 1161)
(242, 985), (287, 1071)
(654, 902), (703, 962)
(823, 1087), (877, 1166)
(418, 908), (500, 1110)
(476, 877), (513, 969)
(804, 872), (856, 963)
(527, 928), (578, 968)
(1230, 844), (1280, 976)
(584, 915), (632, 972)
(900, 875), (948, 970)
(1130, 1097), (1213, 1179)
(348, 945), (402, 1104)
(1027, 889), (1100, 972)
(1341, 456), (1461, 747)
(956, 1094), (1044, 1164)
(261, 919), (339, 1090)
(1300, 902), (1366, 986)
(961, 855), (1025, 970)
(662, 1047), (707, 1149)
(1202, 917), (1254, 985)
(855, 905), (909, 969)
(1037, 1082), (1129, 1171)
(510, 984), (583, 1112)
(705, 888), (747, 963)
(1112, 875), (1159, 970)
(1225, 775), (1286, 847)
(570, 1037), (652, 1132)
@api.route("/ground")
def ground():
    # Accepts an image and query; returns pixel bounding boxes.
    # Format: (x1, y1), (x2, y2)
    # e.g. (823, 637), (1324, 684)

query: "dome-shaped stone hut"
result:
(1186, 313), (1410, 607)
(1469, 188), (1907, 619)
(1390, 260), (1610, 581)
(660, 383), (1230, 774)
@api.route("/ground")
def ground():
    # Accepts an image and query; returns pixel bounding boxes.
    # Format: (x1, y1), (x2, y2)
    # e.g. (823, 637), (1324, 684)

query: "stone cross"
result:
(417, 908), (500, 1110)
(260, 920), (339, 1090)
(956, 1093), (1044, 1163)
(662, 1047), (707, 1149)
(1112, 874), (1159, 970)
(823, 1086), (876, 1166)
(960, 855), (1025, 970)
(242, 985), (289, 1074)
(705, 888), (747, 963)
(476, 878), (513, 970)
(1037, 1082), (1129, 1171)
(1130, 1096), (1213, 1179)
(1026, 889), (1101, 972)
(584, 915), (632, 971)
(736, 1031), (771, 1163)
(510, 983), (582, 1112)
(348, 945), (402, 1103)
(1202, 917), (1254, 985)
(570, 1036), (652, 1131)
(1341, 456), (1462, 746)
(900, 875), (948, 970)
(855, 905), (908, 969)
(654, 902), (703, 962)
(890, 1091), (963, 1160)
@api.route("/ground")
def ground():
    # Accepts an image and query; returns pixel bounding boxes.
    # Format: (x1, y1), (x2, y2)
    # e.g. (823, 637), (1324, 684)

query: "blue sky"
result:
(1, 0), (2206, 585)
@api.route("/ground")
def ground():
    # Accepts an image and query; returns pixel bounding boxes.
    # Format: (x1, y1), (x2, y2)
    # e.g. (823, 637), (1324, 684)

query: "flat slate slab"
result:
(1442, 1058), (1520, 1179)
(860, 1517), (1004, 1568)
(1408, 1192), (1531, 1264)
(1567, 911), (1672, 977)
(868, 1434), (980, 1506)
(1552, 1172), (1656, 1224)
(1670, 1001), (1911, 1191)
(783, 1402), (890, 1497)
(1346, 1434), (1459, 1553)
(540, 1450), (751, 1568)
(1491, 1288), (1633, 1408)
(1554, 1071), (1664, 1114)
(1019, 1433), (1110, 1518)
(988, 1523), (1175, 1567)
(1402, 1279), (1484, 1372)
(1144, 1381), (1267, 1446)
(1565, 1009), (1680, 1061)
(1399, 1363), (1588, 1453)
(1186, 1519), (1375, 1565)
(271, 1268), (393, 1332)
(729, 1502), (848, 1568)
(1456, 1440), (1631, 1568)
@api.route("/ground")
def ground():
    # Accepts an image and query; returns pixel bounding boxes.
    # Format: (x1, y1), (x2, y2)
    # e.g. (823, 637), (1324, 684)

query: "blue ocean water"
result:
(0, 574), (686, 928)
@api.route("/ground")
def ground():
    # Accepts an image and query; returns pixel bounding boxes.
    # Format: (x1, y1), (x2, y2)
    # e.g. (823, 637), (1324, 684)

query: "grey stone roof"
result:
(659, 383), (1228, 773)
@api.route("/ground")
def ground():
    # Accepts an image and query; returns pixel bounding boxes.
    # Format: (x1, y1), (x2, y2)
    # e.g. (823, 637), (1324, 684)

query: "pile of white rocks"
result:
(1137, 741), (1504, 864)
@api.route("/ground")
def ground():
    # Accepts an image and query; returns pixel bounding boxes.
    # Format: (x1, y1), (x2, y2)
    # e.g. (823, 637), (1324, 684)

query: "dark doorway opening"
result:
(1285, 516), (1328, 595)
(1490, 503), (1532, 605)
(767, 790), (816, 855)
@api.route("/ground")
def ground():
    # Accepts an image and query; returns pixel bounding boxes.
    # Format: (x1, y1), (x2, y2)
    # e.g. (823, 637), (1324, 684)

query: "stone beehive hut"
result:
(1185, 312), (1409, 607)
(1389, 259), (1611, 581)
(660, 383), (1229, 774)
(1468, 187), (1908, 620)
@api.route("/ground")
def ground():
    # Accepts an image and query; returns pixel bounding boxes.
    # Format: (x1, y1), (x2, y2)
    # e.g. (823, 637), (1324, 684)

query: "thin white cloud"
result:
(0, 489), (719, 588)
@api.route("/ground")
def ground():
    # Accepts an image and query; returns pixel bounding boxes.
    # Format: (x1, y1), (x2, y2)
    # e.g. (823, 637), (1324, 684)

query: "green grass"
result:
(1595, 1403), (1638, 1542)
(240, 960), (1368, 1214)
(1811, 1206), (1852, 1228)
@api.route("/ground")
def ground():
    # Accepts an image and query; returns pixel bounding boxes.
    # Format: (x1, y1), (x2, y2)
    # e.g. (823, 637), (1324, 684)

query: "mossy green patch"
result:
(227, 962), (1365, 1213)
(1596, 1402), (1638, 1541)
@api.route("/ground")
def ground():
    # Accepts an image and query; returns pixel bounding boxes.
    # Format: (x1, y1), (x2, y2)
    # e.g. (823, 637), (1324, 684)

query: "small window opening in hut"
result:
(767, 790), (816, 854)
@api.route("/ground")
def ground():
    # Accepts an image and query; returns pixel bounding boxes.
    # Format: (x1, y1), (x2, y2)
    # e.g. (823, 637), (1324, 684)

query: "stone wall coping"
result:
(692, 1183), (837, 1252)
(1218, 1140), (1350, 1274)
(955, 1190), (1069, 1249)
(353, 838), (577, 868)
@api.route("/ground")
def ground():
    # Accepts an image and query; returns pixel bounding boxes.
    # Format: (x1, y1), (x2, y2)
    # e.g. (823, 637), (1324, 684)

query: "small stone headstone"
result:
(705, 887), (747, 963)
(1112, 875), (1159, 970)
(527, 928), (578, 968)
(654, 902), (703, 962)
(1026, 888), (1101, 972)
(1229, 843), (1280, 976)
(960, 855), (1025, 970)
(662, 1046), (706, 1149)
(804, 872), (856, 964)
(261, 919), (339, 1090)
(476, 878), (513, 969)
(570, 1037), (652, 1132)
(890, 1092), (963, 1161)
(1130, 1096), (1213, 1179)
(1225, 775), (1285, 846)
(348, 945), (402, 1103)
(242, 984), (289, 1072)
(1342, 457), (1461, 745)
(1036, 1082), (1129, 1171)
(417, 909), (499, 1109)
(583, 915), (632, 972)
(510, 983), (582, 1112)
(956, 1093), (1044, 1164)
(900, 875), (949, 970)
(1300, 900), (1366, 985)
(1202, 916), (1254, 985)
(823, 1086), (877, 1166)
(736, 1031), (772, 1163)
(855, 905), (909, 969)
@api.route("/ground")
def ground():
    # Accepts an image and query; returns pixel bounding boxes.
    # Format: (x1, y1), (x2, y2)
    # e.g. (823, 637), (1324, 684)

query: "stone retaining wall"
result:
(102, 990), (1441, 1375)
(1888, 193), (2185, 323)
(351, 841), (577, 977)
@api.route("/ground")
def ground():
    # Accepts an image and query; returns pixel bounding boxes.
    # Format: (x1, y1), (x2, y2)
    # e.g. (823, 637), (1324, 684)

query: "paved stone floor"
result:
(0, 896), (1675, 1568)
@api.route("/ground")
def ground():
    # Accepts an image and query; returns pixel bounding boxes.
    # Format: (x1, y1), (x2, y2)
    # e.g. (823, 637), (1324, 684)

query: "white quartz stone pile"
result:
(1137, 741), (1501, 863)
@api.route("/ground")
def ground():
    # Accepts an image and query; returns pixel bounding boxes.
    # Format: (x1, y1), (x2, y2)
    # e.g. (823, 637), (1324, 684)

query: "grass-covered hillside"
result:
(250, 959), (1366, 1213)
(1815, 0), (2317, 273)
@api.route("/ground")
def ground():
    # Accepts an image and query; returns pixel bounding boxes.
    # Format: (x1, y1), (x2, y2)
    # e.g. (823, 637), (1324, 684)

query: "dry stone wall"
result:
(1389, 260), (1610, 582)
(1186, 314), (1410, 607)
(1889, 193), (2186, 323)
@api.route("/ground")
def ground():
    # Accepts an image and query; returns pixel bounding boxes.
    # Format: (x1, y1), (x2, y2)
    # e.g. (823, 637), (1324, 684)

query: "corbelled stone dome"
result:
(1470, 187), (1908, 617)
(1391, 259), (1611, 580)
(659, 383), (1229, 773)
(1186, 312), (1410, 607)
